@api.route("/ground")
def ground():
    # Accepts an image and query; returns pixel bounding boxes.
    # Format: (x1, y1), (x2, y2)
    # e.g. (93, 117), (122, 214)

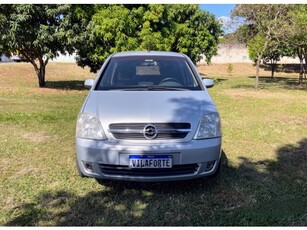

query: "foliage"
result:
(70, 4), (223, 73)
(247, 34), (293, 78)
(247, 35), (286, 65)
(232, 24), (256, 44)
(231, 4), (290, 89)
(227, 63), (233, 76)
(276, 4), (307, 83)
(247, 34), (265, 63)
(233, 4), (307, 84)
(0, 4), (73, 87)
(0, 4), (222, 84)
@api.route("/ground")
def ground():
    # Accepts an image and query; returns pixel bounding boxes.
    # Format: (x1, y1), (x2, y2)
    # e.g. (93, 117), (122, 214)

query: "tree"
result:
(0, 4), (73, 87)
(275, 5), (307, 84)
(262, 45), (283, 79)
(247, 34), (265, 64)
(71, 4), (222, 73)
(231, 4), (290, 89)
(290, 5), (307, 84)
(247, 35), (291, 78)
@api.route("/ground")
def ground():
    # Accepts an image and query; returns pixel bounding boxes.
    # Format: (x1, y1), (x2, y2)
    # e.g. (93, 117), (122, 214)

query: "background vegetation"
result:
(1, 4), (306, 88)
(231, 4), (307, 88)
(0, 4), (222, 86)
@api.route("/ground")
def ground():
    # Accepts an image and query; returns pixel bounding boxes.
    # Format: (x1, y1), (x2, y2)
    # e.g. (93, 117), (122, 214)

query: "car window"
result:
(95, 56), (201, 90)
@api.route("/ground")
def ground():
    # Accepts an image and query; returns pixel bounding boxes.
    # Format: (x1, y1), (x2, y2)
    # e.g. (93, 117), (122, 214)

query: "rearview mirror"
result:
(202, 78), (214, 88)
(84, 79), (94, 89)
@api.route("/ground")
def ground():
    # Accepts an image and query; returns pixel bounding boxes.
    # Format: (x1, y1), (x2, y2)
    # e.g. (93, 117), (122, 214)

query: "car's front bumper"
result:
(76, 137), (222, 182)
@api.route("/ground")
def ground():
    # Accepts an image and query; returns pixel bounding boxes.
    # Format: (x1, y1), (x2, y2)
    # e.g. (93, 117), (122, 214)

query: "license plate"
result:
(129, 155), (172, 168)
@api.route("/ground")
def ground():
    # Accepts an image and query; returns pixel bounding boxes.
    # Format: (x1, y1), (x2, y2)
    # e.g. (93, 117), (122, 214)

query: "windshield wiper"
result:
(108, 88), (141, 91)
(117, 86), (188, 91)
(120, 87), (150, 91)
(146, 86), (188, 91)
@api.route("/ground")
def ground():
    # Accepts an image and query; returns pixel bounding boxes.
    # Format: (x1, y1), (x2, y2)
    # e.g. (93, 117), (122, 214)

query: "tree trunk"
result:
(298, 48), (305, 84)
(255, 32), (270, 90)
(18, 49), (48, 88)
(37, 64), (46, 87)
(33, 57), (48, 88)
(299, 56), (304, 84)
(255, 56), (261, 90)
(304, 52), (307, 79)
(270, 59), (276, 78)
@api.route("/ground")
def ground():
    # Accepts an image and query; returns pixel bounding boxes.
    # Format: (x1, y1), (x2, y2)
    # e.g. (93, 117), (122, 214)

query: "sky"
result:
(200, 4), (235, 18)
(200, 4), (236, 34)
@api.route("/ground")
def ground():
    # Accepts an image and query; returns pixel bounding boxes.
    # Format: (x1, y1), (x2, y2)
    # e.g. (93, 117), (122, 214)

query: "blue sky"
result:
(200, 4), (235, 18)
(200, 4), (236, 33)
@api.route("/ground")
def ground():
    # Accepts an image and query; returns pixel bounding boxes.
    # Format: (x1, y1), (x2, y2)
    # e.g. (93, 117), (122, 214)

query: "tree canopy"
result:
(70, 4), (223, 73)
(231, 4), (290, 89)
(247, 35), (292, 78)
(232, 4), (307, 87)
(276, 5), (307, 83)
(0, 4), (74, 87)
(0, 4), (222, 86)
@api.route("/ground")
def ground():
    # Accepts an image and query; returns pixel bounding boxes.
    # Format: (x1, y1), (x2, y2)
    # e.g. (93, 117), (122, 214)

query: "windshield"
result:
(95, 56), (201, 91)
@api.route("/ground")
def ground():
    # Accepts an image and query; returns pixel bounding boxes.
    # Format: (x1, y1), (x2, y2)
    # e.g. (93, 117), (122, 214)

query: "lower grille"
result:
(99, 164), (199, 177)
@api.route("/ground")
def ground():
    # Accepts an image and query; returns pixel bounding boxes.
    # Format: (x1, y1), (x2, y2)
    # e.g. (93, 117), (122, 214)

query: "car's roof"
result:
(112, 51), (186, 58)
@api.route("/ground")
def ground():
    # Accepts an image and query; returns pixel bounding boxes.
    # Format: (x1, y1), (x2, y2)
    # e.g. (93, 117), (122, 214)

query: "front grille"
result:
(99, 163), (199, 177)
(108, 123), (191, 140)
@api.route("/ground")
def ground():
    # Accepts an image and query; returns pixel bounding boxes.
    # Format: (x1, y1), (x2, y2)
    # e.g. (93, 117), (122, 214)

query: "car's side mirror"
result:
(84, 79), (94, 89)
(202, 78), (214, 88)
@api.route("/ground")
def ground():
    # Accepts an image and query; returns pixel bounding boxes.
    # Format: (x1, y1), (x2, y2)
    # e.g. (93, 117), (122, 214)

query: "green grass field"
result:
(0, 62), (306, 226)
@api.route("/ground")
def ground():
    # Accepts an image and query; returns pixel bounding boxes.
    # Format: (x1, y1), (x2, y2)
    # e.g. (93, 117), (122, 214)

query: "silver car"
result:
(75, 51), (222, 182)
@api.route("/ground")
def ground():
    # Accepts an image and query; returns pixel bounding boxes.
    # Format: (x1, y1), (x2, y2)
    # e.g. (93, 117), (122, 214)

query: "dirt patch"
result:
(22, 131), (50, 143)
(197, 63), (299, 78)
(0, 158), (12, 172)
(198, 63), (255, 77)
(278, 115), (307, 126)
(0, 124), (51, 143)
(0, 62), (95, 89)
(8, 167), (40, 179)
(223, 89), (301, 100)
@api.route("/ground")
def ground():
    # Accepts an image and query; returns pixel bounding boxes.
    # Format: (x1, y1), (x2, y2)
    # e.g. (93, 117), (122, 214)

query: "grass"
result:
(0, 62), (306, 226)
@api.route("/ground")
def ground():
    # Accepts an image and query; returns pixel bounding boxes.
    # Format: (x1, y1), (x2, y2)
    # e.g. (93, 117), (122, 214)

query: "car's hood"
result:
(82, 91), (218, 141)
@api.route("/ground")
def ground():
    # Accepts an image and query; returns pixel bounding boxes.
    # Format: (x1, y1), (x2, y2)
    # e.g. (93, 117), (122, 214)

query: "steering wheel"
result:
(159, 77), (182, 85)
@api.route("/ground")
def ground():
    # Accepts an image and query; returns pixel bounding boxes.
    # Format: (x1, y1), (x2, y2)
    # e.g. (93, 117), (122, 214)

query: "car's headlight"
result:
(194, 113), (221, 139)
(76, 113), (106, 140)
